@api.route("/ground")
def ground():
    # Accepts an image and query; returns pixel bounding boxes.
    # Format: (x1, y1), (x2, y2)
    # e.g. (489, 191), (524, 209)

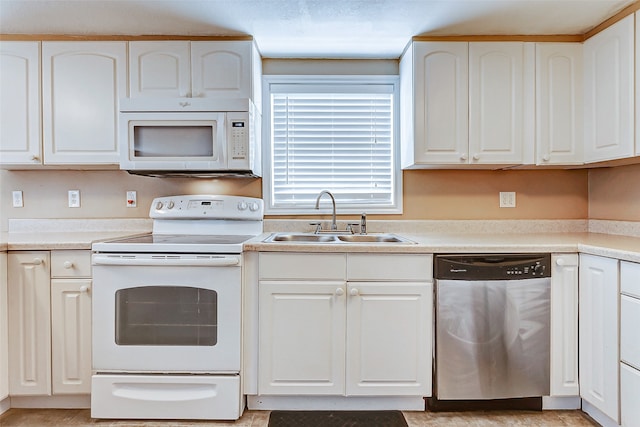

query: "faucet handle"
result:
(309, 222), (323, 234)
(346, 223), (360, 234)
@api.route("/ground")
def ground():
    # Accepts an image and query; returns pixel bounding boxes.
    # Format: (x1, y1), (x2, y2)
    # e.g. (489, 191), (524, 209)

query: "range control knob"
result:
(167, 201), (175, 209)
(155, 201), (164, 210)
(238, 201), (248, 211)
(249, 202), (260, 212)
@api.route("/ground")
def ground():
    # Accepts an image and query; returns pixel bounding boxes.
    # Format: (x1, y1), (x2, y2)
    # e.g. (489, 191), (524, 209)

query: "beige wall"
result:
(0, 168), (589, 231)
(589, 163), (640, 221)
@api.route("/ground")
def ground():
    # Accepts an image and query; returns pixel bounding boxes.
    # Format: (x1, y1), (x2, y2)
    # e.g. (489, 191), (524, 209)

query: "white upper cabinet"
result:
(401, 41), (533, 168)
(0, 42), (41, 165)
(42, 42), (126, 165)
(536, 44), (584, 165)
(129, 41), (191, 98)
(584, 14), (634, 163)
(469, 42), (533, 165)
(129, 41), (261, 102)
(400, 42), (469, 166)
(637, 12), (640, 157)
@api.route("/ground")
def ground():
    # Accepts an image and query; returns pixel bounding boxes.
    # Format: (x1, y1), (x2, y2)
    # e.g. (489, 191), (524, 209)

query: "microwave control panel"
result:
(228, 113), (250, 168)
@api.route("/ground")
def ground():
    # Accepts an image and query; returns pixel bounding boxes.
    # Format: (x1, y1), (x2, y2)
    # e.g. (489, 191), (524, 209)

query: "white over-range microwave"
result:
(119, 98), (261, 177)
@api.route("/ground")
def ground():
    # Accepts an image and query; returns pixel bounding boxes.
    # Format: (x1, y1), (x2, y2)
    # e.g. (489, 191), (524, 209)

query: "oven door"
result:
(92, 253), (241, 373)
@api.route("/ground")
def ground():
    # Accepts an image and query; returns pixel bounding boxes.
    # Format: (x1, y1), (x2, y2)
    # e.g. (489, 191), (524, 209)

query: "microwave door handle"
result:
(92, 255), (239, 267)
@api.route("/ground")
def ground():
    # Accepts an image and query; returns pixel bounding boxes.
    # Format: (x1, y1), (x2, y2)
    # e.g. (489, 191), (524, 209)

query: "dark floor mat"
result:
(268, 410), (408, 427)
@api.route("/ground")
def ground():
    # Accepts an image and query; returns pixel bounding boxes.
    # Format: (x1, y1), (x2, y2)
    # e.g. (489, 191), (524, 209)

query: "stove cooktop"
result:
(92, 233), (257, 254)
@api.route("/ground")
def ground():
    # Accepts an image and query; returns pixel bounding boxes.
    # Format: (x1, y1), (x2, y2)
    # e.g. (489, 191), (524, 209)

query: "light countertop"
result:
(2, 219), (640, 263)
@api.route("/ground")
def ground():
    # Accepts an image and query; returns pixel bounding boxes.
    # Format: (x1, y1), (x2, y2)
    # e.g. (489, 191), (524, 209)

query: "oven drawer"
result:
(91, 374), (241, 420)
(51, 250), (92, 278)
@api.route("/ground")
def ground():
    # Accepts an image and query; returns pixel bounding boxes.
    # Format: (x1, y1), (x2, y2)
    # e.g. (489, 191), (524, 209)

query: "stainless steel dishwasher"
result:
(432, 254), (551, 408)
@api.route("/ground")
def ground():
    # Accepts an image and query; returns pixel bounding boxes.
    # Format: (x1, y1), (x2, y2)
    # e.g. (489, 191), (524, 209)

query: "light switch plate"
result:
(500, 192), (516, 208)
(12, 190), (23, 207)
(68, 190), (81, 208)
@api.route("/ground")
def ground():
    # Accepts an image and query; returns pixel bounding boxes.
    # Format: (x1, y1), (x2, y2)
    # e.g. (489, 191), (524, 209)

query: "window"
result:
(262, 76), (401, 214)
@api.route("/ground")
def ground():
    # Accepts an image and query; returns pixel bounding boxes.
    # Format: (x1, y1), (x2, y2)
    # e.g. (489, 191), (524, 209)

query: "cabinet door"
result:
(51, 279), (91, 394)
(579, 254), (619, 423)
(42, 42), (126, 164)
(191, 41), (251, 99)
(409, 42), (469, 165)
(0, 252), (8, 400)
(584, 15), (634, 163)
(637, 12), (640, 157)
(0, 41), (41, 165)
(469, 42), (528, 164)
(129, 41), (191, 98)
(258, 280), (346, 395)
(7, 252), (51, 396)
(550, 254), (579, 396)
(346, 281), (432, 396)
(536, 44), (583, 165)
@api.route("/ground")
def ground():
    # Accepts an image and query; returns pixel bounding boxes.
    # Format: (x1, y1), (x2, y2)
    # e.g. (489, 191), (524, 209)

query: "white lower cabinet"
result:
(620, 261), (640, 427)
(258, 253), (432, 397)
(0, 252), (9, 402)
(579, 254), (619, 424)
(8, 250), (91, 396)
(550, 254), (579, 396)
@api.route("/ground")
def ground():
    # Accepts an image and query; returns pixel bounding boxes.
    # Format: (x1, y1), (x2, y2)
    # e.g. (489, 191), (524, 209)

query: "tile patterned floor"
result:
(0, 408), (600, 426)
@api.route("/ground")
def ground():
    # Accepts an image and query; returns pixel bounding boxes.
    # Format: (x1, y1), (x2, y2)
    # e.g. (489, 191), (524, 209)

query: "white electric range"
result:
(91, 194), (263, 420)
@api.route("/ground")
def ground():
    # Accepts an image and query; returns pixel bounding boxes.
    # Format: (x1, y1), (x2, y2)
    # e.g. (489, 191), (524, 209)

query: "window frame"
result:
(261, 74), (402, 215)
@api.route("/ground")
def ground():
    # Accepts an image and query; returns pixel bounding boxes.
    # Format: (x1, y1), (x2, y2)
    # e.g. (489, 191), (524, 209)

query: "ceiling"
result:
(0, 0), (637, 58)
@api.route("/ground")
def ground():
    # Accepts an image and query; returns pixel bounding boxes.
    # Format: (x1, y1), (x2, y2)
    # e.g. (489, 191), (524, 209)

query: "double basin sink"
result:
(263, 233), (416, 244)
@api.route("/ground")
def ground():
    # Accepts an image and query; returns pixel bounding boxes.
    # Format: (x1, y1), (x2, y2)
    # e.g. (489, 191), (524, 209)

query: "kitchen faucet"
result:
(314, 190), (337, 231)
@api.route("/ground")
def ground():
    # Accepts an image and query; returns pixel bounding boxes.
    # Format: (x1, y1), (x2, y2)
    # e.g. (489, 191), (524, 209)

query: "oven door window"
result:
(115, 286), (217, 346)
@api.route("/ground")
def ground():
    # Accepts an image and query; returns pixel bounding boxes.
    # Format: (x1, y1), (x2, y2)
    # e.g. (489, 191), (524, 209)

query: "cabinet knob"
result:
(472, 154), (480, 161)
(335, 288), (345, 296)
(32, 257), (43, 265)
(556, 258), (565, 266)
(63, 261), (74, 269)
(350, 288), (359, 296)
(31, 155), (40, 162)
(79, 285), (90, 293)
(459, 153), (468, 161)
(543, 154), (550, 162)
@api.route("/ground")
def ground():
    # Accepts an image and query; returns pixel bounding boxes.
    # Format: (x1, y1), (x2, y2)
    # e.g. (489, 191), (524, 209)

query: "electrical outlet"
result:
(126, 190), (137, 208)
(499, 192), (516, 208)
(68, 190), (81, 208)
(12, 190), (24, 207)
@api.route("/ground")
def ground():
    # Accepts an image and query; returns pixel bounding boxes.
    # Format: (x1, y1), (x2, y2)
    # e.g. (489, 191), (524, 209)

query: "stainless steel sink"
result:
(263, 233), (415, 244)
(337, 234), (413, 243)
(264, 233), (339, 243)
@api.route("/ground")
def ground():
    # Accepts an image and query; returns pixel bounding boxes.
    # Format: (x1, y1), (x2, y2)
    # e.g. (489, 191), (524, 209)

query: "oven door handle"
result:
(92, 255), (240, 267)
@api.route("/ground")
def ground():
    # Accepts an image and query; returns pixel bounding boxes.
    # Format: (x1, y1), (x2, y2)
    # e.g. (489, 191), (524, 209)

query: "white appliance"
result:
(91, 194), (263, 420)
(119, 98), (261, 177)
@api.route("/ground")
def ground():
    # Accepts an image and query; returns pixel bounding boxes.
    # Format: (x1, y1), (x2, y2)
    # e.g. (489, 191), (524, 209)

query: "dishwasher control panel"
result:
(435, 254), (551, 280)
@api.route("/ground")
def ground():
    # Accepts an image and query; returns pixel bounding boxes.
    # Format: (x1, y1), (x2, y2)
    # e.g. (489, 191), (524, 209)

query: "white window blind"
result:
(265, 80), (399, 213)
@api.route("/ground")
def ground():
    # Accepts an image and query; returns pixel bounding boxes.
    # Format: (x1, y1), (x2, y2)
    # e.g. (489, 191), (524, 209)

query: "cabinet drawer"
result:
(51, 250), (92, 278)
(259, 253), (345, 280)
(621, 294), (640, 370)
(347, 254), (433, 281)
(621, 363), (640, 427)
(621, 261), (640, 298)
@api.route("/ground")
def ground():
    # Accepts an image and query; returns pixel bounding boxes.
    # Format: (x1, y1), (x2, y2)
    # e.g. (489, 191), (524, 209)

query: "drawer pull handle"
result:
(63, 261), (74, 269)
